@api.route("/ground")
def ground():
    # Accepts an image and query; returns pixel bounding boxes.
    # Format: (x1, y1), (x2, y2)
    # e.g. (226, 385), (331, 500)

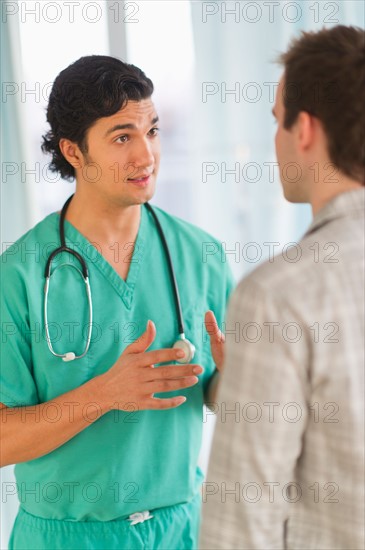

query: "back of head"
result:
(279, 25), (365, 184)
(41, 55), (154, 181)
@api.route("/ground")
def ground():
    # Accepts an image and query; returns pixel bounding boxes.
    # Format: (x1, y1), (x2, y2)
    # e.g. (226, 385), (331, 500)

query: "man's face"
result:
(273, 76), (308, 203)
(77, 98), (160, 207)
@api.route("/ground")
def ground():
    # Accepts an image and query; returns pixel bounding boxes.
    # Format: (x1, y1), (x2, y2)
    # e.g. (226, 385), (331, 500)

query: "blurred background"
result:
(1, 1), (364, 546)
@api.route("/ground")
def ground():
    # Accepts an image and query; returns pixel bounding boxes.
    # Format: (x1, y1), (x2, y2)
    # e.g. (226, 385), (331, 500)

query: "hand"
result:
(204, 310), (225, 372)
(99, 320), (203, 412)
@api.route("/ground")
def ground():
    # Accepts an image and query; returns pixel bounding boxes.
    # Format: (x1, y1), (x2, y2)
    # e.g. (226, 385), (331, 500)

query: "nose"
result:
(133, 137), (155, 169)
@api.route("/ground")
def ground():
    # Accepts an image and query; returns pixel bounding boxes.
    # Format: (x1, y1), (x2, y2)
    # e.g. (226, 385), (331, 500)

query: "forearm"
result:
(0, 374), (108, 467)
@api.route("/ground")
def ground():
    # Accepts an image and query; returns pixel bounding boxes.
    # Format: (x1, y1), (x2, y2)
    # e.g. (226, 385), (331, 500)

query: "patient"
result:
(200, 25), (365, 550)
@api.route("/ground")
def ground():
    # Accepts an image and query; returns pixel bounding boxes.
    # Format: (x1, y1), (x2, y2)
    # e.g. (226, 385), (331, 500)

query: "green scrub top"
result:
(0, 204), (234, 522)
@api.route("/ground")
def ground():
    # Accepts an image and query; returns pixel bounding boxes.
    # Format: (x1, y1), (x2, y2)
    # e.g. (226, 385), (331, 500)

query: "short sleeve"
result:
(0, 263), (40, 407)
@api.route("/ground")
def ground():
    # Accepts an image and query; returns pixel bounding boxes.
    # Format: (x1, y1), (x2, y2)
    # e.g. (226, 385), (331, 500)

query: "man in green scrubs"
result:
(0, 56), (234, 549)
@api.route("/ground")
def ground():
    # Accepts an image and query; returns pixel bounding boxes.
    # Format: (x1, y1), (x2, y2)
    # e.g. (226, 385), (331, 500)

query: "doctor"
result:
(0, 56), (234, 550)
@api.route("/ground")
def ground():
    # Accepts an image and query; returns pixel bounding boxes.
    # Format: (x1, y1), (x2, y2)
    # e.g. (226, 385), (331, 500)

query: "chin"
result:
(133, 186), (156, 205)
(283, 192), (301, 203)
(282, 183), (308, 204)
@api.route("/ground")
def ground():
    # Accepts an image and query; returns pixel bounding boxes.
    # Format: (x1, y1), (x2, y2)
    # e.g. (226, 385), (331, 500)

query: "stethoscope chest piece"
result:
(173, 335), (196, 364)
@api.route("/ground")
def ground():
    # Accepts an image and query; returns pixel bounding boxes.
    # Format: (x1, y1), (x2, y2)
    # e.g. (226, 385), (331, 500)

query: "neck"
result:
(62, 191), (142, 246)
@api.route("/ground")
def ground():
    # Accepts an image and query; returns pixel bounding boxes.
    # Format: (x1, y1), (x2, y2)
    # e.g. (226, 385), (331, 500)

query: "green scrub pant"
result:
(8, 492), (201, 550)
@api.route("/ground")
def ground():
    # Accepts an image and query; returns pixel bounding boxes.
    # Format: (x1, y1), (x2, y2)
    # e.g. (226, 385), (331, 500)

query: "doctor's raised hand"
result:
(204, 310), (226, 404)
(98, 320), (203, 412)
(204, 310), (225, 372)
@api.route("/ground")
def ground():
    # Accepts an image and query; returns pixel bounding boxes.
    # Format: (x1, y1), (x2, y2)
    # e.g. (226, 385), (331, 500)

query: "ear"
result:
(59, 138), (84, 170)
(297, 111), (315, 152)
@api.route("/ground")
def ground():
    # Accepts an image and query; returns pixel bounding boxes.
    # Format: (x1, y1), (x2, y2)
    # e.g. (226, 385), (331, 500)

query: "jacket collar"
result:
(304, 188), (365, 237)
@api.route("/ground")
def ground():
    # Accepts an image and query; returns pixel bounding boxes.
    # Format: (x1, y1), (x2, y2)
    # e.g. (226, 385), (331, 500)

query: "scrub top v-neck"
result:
(59, 202), (148, 308)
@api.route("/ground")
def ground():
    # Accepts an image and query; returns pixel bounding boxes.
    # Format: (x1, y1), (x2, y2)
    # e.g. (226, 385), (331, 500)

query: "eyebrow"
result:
(104, 116), (159, 137)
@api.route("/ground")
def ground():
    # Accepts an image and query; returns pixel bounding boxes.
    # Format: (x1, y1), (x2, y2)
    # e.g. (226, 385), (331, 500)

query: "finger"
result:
(143, 364), (203, 381)
(142, 396), (187, 410)
(147, 376), (199, 393)
(124, 320), (156, 355)
(135, 347), (188, 367)
(205, 310), (225, 342)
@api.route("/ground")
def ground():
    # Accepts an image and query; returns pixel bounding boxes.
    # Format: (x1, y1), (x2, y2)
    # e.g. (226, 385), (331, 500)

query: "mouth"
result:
(127, 174), (152, 188)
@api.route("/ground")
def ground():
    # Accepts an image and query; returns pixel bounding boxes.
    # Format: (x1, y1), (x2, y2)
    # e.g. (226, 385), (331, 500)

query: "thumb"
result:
(204, 310), (219, 335)
(124, 320), (156, 355)
(205, 310), (225, 343)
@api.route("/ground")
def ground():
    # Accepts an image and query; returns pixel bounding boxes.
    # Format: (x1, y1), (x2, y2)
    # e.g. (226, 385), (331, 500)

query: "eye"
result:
(115, 135), (129, 143)
(148, 127), (160, 137)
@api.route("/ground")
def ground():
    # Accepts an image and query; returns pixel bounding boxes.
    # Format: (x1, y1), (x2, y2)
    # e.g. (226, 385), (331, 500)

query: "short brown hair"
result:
(278, 25), (365, 184)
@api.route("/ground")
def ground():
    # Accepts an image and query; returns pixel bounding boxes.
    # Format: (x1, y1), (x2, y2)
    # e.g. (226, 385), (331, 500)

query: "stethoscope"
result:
(44, 194), (196, 364)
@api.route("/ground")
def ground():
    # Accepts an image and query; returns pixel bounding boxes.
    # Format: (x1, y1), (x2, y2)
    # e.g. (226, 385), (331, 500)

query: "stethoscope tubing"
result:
(43, 195), (193, 362)
(144, 203), (185, 337)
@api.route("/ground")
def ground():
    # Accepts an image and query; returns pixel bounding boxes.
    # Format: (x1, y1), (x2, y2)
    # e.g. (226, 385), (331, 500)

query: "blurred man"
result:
(200, 25), (364, 549)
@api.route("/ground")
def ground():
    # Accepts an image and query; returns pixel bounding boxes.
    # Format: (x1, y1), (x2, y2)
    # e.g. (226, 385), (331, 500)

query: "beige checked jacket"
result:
(200, 188), (365, 549)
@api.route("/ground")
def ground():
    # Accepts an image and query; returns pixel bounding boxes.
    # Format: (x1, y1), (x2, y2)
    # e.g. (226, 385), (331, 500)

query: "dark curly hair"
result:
(278, 25), (365, 184)
(41, 56), (154, 181)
